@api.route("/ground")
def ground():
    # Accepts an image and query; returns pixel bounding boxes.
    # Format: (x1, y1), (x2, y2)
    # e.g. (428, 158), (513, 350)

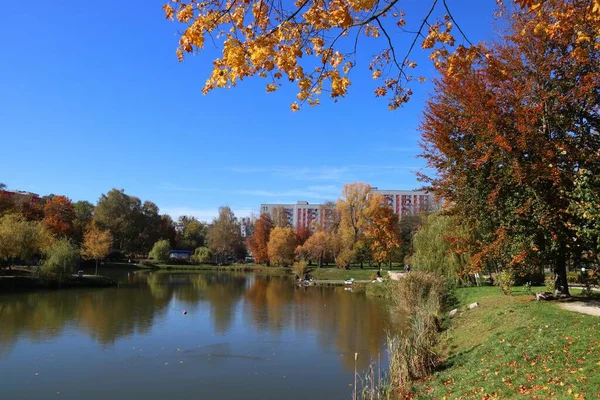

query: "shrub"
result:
(192, 246), (212, 263)
(40, 239), (79, 282)
(149, 239), (171, 263)
(496, 269), (515, 295)
(391, 271), (447, 317)
(292, 260), (307, 278)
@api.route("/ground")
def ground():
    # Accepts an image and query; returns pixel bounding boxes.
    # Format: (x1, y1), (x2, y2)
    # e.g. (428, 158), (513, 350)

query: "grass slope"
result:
(413, 286), (600, 399)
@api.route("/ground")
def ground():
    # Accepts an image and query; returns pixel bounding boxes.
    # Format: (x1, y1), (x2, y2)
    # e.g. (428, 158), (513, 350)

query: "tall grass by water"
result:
(354, 271), (447, 399)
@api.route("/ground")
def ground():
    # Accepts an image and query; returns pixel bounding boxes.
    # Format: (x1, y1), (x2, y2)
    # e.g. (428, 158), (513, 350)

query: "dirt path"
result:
(560, 300), (600, 317)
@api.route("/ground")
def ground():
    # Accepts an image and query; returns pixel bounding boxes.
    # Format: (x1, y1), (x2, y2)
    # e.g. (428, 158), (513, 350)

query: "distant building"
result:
(169, 249), (192, 260)
(0, 190), (42, 206)
(240, 217), (253, 238)
(259, 201), (332, 229)
(370, 189), (438, 217)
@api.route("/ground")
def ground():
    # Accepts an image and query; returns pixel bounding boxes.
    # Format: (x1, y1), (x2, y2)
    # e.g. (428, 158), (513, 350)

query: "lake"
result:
(0, 271), (398, 399)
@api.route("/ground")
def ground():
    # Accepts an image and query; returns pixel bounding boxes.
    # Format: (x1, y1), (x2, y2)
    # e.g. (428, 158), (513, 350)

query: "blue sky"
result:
(0, 0), (498, 221)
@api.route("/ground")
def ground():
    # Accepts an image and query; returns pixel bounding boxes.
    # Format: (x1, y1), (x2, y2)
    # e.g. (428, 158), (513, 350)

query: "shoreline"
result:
(0, 274), (117, 292)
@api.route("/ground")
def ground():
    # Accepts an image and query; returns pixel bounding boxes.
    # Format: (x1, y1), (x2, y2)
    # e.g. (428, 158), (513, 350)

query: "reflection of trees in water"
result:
(76, 287), (171, 345)
(243, 279), (395, 370)
(0, 273), (396, 368)
(0, 292), (76, 358)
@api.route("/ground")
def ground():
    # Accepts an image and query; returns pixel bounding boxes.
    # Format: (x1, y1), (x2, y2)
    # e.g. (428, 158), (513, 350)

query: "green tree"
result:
(192, 246), (212, 264)
(94, 189), (143, 253)
(0, 213), (54, 268)
(207, 206), (244, 263)
(177, 217), (207, 249)
(411, 213), (470, 287)
(40, 239), (79, 282)
(149, 239), (171, 263)
(72, 200), (95, 243)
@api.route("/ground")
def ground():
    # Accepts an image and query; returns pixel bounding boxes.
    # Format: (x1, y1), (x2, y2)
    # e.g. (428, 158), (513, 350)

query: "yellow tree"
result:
(365, 194), (401, 267)
(296, 231), (332, 268)
(335, 182), (371, 268)
(162, 1), (590, 110)
(267, 227), (297, 266)
(82, 225), (113, 275)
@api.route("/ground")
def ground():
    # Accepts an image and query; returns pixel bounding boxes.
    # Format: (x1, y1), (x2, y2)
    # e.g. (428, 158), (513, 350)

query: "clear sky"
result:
(0, 0), (498, 221)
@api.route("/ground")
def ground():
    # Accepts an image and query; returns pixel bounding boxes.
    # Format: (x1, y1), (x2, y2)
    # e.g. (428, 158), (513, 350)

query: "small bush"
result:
(292, 260), (307, 278)
(496, 269), (515, 295)
(149, 240), (171, 263)
(192, 246), (212, 264)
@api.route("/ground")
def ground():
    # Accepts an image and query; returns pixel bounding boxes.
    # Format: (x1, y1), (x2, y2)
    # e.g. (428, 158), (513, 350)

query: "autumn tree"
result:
(420, 1), (600, 295)
(246, 213), (273, 264)
(364, 194), (401, 267)
(163, 0), (589, 111)
(267, 227), (297, 267)
(294, 224), (312, 246)
(42, 195), (76, 238)
(208, 206), (245, 263)
(335, 182), (371, 268)
(82, 225), (113, 275)
(296, 231), (332, 268)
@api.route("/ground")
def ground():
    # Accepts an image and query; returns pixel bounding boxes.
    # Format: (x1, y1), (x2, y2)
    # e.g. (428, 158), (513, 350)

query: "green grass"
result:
(309, 267), (378, 280)
(411, 286), (600, 399)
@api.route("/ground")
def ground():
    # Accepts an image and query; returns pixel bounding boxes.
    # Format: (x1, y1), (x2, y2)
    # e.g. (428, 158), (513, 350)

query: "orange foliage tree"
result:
(82, 225), (113, 275)
(246, 213), (273, 263)
(420, 0), (600, 295)
(365, 194), (401, 265)
(43, 195), (76, 238)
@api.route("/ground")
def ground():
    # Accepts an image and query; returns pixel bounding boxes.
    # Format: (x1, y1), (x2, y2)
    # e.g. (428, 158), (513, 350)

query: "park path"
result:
(560, 300), (600, 317)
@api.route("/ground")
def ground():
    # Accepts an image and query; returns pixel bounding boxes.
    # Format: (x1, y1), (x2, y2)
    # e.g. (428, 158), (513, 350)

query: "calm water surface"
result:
(0, 270), (398, 399)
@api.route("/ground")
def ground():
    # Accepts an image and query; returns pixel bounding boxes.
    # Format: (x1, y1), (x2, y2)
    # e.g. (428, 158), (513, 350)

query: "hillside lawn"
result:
(412, 286), (600, 399)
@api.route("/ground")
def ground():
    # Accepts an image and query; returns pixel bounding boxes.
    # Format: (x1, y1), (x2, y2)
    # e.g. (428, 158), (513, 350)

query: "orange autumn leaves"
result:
(162, 1), (596, 110)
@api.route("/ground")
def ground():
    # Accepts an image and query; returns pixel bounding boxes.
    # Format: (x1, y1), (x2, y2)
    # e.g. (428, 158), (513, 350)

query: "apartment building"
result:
(371, 188), (438, 217)
(259, 201), (332, 229)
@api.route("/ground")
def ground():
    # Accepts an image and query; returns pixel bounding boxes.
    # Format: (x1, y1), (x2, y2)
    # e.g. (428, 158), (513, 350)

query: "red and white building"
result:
(370, 189), (438, 217)
(260, 201), (333, 229)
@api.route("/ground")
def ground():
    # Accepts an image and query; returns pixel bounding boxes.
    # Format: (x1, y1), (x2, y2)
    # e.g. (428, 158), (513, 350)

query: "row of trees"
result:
(247, 183), (423, 268)
(0, 186), (246, 274)
(147, 206), (246, 264)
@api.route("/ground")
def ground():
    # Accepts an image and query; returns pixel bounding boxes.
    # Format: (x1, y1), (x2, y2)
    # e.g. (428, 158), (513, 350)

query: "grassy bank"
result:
(412, 286), (600, 399)
(128, 261), (385, 280)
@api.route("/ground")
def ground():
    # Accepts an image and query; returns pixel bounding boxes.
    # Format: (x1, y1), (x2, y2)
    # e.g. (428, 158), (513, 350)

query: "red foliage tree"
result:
(43, 195), (76, 238)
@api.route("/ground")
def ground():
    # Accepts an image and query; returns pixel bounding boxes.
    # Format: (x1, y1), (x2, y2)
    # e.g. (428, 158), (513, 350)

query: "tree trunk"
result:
(95, 259), (99, 276)
(554, 243), (570, 296)
(360, 261), (363, 269)
(318, 253), (323, 268)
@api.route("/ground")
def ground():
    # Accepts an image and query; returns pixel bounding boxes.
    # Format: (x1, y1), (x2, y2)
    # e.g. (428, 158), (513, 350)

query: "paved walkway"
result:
(560, 300), (600, 317)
